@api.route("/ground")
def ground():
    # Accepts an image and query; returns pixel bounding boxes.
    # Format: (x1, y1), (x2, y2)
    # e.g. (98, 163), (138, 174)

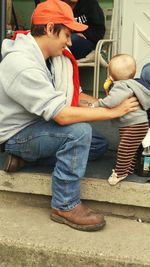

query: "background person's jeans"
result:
(69, 33), (96, 60)
(88, 127), (108, 160)
(5, 120), (108, 210)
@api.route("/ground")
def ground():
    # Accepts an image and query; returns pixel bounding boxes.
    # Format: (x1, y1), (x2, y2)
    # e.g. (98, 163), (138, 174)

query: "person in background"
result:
(139, 62), (150, 126)
(97, 54), (150, 185)
(0, 1), (138, 231)
(61, 0), (105, 59)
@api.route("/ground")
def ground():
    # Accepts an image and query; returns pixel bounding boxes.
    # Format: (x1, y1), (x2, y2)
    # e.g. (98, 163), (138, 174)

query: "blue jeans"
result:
(69, 33), (95, 60)
(141, 63), (150, 126)
(5, 120), (108, 210)
(141, 63), (150, 87)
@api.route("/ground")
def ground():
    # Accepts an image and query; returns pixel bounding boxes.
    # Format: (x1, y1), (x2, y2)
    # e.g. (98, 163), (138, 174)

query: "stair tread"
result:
(0, 201), (150, 267)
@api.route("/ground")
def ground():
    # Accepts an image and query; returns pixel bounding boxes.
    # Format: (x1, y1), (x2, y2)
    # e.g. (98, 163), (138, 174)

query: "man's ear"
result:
(46, 23), (54, 36)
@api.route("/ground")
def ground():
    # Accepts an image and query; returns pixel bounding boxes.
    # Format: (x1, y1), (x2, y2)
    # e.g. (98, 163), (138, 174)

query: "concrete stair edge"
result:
(0, 170), (150, 208)
(0, 239), (149, 267)
(0, 202), (150, 267)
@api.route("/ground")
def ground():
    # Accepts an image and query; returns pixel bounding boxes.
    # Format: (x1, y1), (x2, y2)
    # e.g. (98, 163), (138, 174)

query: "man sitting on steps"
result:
(0, 0), (138, 231)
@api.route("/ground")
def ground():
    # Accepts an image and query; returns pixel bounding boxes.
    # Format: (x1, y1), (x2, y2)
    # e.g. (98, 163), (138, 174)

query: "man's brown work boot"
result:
(50, 203), (106, 231)
(3, 154), (27, 172)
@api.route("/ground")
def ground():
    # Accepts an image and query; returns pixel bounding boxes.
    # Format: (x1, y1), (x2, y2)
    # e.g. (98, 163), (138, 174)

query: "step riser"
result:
(0, 171), (150, 208)
(0, 191), (150, 223)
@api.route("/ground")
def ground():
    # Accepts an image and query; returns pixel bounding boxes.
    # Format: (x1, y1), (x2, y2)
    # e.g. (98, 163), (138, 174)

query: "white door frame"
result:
(113, 0), (150, 76)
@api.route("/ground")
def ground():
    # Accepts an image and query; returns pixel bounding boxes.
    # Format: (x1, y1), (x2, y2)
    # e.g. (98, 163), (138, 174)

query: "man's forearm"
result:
(54, 106), (114, 125)
(78, 92), (99, 107)
(53, 96), (139, 125)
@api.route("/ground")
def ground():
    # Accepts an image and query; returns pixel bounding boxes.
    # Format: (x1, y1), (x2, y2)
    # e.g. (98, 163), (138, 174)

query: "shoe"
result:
(108, 169), (127, 186)
(3, 154), (27, 172)
(50, 203), (106, 231)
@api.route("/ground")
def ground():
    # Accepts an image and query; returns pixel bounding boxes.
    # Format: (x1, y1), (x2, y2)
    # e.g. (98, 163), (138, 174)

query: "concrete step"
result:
(0, 192), (150, 267)
(0, 167), (150, 222)
(0, 147), (150, 222)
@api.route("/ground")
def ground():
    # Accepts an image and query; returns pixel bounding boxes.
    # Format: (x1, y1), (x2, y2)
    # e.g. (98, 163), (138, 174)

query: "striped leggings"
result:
(115, 122), (149, 177)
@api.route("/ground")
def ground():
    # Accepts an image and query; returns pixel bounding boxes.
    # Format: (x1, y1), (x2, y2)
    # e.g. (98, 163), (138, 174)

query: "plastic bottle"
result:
(135, 145), (150, 177)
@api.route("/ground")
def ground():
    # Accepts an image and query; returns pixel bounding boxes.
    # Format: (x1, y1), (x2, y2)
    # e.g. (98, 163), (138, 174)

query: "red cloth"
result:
(63, 49), (80, 106)
(12, 31), (80, 106)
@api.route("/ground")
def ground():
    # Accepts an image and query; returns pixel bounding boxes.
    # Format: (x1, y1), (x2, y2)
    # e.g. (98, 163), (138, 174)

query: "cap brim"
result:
(64, 21), (88, 32)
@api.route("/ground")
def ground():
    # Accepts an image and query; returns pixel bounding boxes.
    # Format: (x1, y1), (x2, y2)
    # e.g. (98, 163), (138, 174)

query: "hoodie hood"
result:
(1, 32), (46, 69)
(124, 79), (150, 111)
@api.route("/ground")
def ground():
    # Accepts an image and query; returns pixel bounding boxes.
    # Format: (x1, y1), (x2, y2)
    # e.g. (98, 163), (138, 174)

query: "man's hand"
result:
(111, 96), (139, 118)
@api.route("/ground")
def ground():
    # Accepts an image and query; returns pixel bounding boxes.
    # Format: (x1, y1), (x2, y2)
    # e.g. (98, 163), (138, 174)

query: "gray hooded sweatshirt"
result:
(0, 33), (68, 144)
(98, 79), (150, 128)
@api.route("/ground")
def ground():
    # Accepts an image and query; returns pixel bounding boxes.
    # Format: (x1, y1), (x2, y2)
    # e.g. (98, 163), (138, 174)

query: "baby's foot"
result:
(108, 169), (127, 185)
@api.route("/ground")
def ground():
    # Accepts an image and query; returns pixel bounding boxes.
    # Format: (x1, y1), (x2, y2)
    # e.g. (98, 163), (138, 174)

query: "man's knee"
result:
(70, 123), (92, 143)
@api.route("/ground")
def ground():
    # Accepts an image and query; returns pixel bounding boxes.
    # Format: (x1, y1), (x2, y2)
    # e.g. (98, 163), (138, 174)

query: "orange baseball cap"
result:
(31, 0), (88, 32)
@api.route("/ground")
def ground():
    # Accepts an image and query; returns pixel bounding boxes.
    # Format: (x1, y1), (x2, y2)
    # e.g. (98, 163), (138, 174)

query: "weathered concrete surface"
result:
(0, 170), (150, 208)
(0, 190), (150, 223)
(0, 196), (150, 267)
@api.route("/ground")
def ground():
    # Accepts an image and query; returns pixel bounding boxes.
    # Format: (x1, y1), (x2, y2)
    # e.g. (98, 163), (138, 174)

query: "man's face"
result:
(48, 27), (72, 57)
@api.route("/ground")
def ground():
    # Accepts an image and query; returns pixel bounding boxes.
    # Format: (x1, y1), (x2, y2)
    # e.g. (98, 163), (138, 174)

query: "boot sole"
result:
(3, 154), (12, 172)
(50, 213), (106, 232)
